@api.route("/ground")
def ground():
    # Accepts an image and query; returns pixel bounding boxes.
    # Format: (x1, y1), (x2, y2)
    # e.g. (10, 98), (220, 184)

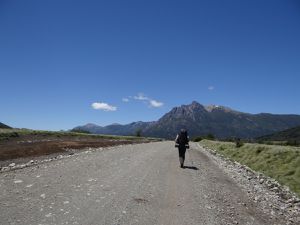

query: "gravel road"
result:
(0, 142), (287, 225)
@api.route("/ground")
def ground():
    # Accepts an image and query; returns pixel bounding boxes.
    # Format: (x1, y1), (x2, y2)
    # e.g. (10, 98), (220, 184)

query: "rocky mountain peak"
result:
(159, 101), (207, 122)
(84, 123), (100, 128)
(204, 104), (239, 113)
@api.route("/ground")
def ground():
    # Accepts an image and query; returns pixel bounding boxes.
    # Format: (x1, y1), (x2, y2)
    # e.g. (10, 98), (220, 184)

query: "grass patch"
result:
(199, 140), (300, 197)
(0, 128), (161, 141)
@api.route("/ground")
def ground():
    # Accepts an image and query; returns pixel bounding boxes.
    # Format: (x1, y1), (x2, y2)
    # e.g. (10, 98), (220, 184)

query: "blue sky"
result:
(0, 0), (300, 130)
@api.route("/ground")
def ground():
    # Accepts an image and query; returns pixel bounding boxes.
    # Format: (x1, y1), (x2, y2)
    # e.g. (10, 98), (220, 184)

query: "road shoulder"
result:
(195, 142), (299, 225)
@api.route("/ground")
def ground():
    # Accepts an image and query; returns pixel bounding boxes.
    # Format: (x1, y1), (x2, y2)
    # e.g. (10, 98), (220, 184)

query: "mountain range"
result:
(256, 126), (300, 142)
(0, 122), (11, 129)
(72, 101), (300, 139)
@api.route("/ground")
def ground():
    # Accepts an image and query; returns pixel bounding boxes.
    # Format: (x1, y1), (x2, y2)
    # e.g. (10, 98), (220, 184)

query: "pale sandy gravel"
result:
(0, 142), (286, 225)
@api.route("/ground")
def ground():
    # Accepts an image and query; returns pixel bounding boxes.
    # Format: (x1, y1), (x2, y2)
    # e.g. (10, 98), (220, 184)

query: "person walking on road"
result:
(175, 129), (189, 168)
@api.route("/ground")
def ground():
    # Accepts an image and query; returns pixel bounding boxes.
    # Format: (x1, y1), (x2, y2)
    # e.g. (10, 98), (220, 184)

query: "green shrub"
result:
(71, 129), (91, 134)
(219, 146), (225, 151)
(135, 129), (142, 137)
(10, 132), (19, 137)
(223, 137), (236, 142)
(205, 133), (215, 140)
(192, 136), (203, 142)
(255, 146), (265, 154)
(235, 138), (244, 148)
(286, 140), (299, 147)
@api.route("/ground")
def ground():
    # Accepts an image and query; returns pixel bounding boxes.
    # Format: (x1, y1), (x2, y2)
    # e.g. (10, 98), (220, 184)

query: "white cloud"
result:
(91, 102), (117, 111)
(149, 100), (164, 108)
(133, 93), (149, 101)
(122, 98), (129, 102)
(208, 86), (215, 91)
(133, 93), (164, 108)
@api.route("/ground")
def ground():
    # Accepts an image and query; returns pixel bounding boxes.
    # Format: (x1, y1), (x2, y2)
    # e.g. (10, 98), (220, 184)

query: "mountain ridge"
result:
(73, 101), (300, 139)
(0, 122), (11, 129)
(256, 126), (300, 142)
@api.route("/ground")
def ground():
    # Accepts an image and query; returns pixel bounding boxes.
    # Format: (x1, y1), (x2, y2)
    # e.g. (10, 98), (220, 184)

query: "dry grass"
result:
(199, 140), (300, 196)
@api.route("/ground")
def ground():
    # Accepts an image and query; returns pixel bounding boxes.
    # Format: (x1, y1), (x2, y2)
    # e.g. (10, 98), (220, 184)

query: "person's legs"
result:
(179, 157), (184, 168)
(178, 147), (186, 168)
(181, 148), (186, 162)
(178, 148), (182, 167)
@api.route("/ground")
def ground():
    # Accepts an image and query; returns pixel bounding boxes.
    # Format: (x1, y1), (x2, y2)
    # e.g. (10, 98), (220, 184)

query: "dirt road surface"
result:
(0, 142), (286, 225)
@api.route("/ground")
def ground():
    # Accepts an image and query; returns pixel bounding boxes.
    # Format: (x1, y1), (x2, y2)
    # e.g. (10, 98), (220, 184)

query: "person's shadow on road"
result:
(183, 166), (199, 170)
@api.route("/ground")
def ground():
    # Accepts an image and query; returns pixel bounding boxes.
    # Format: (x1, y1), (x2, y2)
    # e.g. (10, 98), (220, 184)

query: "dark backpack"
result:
(177, 131), (188, 145)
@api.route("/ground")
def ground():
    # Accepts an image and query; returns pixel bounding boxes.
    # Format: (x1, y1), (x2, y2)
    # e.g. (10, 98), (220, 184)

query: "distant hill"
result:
(72, 121), (154, 136)
(0, 122), (11, 129)
(256, 126), (300, 142)
(73, 101), (300, 139)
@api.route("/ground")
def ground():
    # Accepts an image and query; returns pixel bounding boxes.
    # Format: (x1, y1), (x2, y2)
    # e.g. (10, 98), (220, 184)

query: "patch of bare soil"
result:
(0, 134), (151, 167)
